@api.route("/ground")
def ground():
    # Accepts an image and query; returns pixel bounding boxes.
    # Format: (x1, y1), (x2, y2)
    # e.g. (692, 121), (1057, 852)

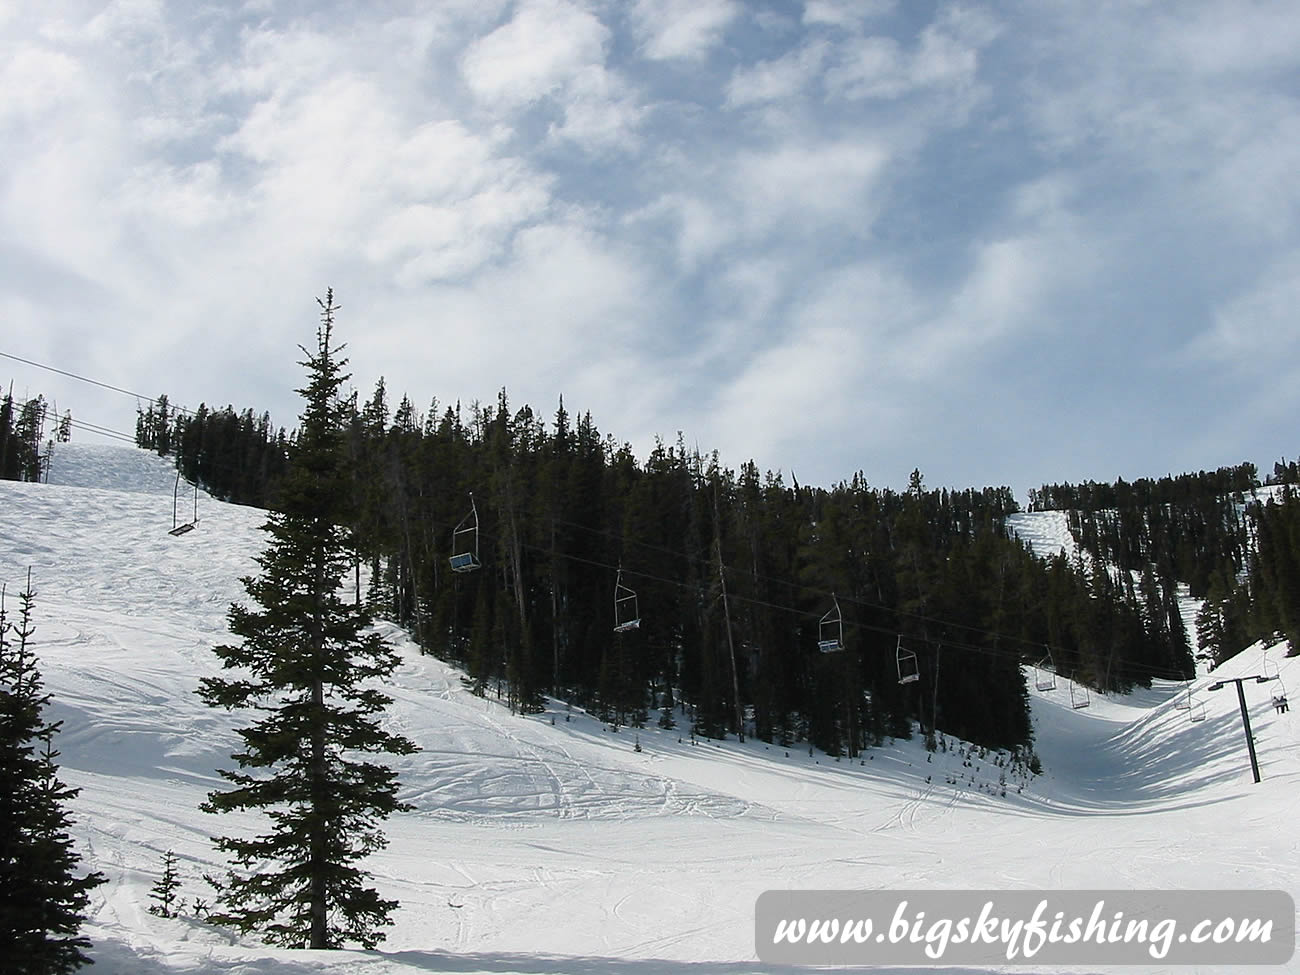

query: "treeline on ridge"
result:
(0, 391), (71, 483)
(132, 375), (1204, 757)
(1029, 465), (1258, 598)
(1030, 466), (1300, 665)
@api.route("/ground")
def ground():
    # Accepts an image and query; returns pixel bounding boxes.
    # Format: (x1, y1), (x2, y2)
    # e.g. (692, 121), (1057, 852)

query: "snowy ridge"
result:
(2, 444), (1298, 974)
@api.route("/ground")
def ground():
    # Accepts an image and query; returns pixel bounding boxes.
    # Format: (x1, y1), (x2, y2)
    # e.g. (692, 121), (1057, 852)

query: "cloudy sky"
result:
(3, 0), (1298, 498)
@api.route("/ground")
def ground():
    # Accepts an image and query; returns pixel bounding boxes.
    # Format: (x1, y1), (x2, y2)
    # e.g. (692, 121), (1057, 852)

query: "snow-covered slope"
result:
(2, 445), (1297, 974)
(1006, 509), (1078, 563)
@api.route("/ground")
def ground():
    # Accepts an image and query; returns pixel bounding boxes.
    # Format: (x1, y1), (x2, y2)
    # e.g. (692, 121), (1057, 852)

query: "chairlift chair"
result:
(1188, 700), (1206, 723)
(1173, 681), (1192, 711)
(1260, 653), (1288, 708)
(449, 494), (481, 572)
(896, 635), (920, 685)
(613, 566), (640, 633)
(1070, 682), (1090, 710)
(1034, 649), (1057, 692)
(817, 595), (844, 653)
(169, 470), (198, 537)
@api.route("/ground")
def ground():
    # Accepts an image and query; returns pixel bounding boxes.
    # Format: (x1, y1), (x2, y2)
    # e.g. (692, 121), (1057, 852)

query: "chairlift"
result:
(1261, 654), (1282, 686)
(817, 595), (844, 653)
(1188, 700), (1206, 723)
(896, 635), (919, 685)
(1034, 649), (1057, 692)
(449, 494), (481, 572)
(1260, 653), (1288, 705)
(614, 566), (640, 633)
(169, 470), (198, 537)
(1173, 681), (1192, 711)
(1070, 682), (1090, 710)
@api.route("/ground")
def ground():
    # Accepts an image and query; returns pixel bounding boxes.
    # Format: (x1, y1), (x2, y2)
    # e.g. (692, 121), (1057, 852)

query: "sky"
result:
(2, 0), (1299, 500)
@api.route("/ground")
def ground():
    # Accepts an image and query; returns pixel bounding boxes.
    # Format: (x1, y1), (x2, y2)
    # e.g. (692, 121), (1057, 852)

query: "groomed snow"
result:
(1, 444), (1296, 974)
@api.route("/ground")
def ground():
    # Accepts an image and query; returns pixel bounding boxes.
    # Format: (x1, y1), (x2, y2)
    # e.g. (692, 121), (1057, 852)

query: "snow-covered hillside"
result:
(3, 445), (1297, 974)
(1009, 509), (1209, 665)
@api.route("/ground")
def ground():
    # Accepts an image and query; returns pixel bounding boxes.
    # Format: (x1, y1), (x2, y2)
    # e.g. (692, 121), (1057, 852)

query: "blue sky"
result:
(3, 0), (1298, 499)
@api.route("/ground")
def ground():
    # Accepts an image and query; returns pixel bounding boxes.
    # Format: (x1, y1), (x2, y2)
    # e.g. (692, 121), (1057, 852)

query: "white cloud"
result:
(1015, 2), (1300, 306)
(824, 35), (906, 99)
(733, 140), (889, 236)
(631, 0), (740, 61)
(725, 40), (827, 107)
(641, 135), (891, 272)
(703, 266), (912, 475)
(0, 46), (86, 121)
(355, 218), (666, 423)
(3, 0), (1299, 497)
(219, 25), (341, 98)
(1159, 1), (1300, 76)
(713, 322), (870, 427)
(825, 5), (996, 101)
(894, 238), (1047, 382)
(84, 0), (165, 43)
(1205, 110), (1300, 241)
(802, 0), (895, 31)
(461, 0), (608, 108)
(633, 192), (729, 270)
(366, 171), (551, 286)
(1189, 253), (1300, 367)
(459, 0), (643, 154)
(211, 26), (557, 286)
(547, 63), (644, 152)
(891, 175), (1096, 386)
(715, 258), (790, 325)
(119, 159), (234, 229)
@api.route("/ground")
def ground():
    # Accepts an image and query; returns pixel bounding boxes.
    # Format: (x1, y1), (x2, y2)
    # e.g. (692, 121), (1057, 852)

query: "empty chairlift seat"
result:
(614, 566), (640, 633)
(1034, 650), (1057, 692)
(449, 551), (480, 572)
(818, 596), (844, 653)
(1070, 682), (1090, 710)
(449, 494), (481, 573)
(169, 470), (198, 537)
(896, 636), (920, 685)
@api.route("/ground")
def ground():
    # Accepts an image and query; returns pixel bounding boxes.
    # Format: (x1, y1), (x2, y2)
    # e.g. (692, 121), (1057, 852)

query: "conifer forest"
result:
(5, 318), (1298, 762)
(71, 327), (1289, 759)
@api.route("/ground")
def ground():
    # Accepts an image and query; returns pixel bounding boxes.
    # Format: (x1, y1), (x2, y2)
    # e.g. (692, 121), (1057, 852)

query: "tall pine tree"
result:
(0, 573), (106, 974)
(198, 292), (417, 949)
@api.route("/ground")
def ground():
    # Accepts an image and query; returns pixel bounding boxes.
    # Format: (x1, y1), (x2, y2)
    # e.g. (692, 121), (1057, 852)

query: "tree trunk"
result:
(310, 537), (329, 949)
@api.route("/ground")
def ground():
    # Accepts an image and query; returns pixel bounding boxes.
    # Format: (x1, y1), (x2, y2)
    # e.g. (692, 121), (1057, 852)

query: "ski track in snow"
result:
(0, 444), (1297, 974)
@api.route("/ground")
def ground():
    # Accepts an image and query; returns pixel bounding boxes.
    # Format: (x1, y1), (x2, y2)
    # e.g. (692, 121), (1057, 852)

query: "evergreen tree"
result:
(148, 851), (181, 919)
(0, 573), (106, 973)
(0, 390), (17, 480)
(13, 396), (47, 482)
(198, 292), (417, 950)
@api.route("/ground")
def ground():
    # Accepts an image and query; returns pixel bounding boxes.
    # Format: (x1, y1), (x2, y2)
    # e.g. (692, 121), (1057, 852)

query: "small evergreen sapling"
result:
(148, 851), (181, 919)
